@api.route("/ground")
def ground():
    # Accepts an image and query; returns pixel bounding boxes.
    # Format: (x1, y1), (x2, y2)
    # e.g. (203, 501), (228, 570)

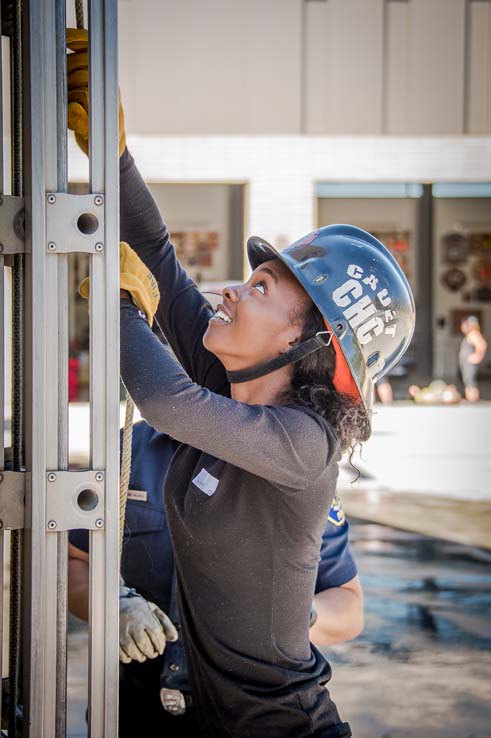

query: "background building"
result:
(80, 0), (489, 391)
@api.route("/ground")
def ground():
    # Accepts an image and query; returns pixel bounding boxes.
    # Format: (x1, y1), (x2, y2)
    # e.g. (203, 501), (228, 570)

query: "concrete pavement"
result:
(338, 402), (491, 501)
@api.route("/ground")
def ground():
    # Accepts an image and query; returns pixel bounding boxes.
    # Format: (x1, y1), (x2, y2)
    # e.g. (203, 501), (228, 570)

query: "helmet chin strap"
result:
(225, 332), (332, 384)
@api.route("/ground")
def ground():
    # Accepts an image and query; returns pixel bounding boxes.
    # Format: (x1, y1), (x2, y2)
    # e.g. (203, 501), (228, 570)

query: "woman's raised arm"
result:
(120, 148), (227, 392)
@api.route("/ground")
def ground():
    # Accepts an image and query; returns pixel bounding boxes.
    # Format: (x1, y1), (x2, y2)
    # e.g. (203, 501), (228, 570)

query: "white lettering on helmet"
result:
(377, 288), (391, 307)
(331, 265), (397, 347)
(343, 295), (376, 329)
(333, 279), (363, 308)
(347, 264), (364, 279)
(357, 316), (384, 345)
(362, 274), (378, 291)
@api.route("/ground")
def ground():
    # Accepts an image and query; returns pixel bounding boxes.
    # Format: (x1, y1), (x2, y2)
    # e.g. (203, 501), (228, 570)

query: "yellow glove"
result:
(67, 28), (126, 157)
(79, 242), (160, 326)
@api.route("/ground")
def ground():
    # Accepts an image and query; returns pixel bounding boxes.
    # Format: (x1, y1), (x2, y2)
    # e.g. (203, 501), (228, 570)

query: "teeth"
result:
(215, 309), (232, 323)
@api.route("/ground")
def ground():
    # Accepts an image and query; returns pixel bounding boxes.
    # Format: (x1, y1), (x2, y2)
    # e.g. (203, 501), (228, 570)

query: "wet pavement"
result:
(66, 519), (491, 738)
(326, 520), (491, 738)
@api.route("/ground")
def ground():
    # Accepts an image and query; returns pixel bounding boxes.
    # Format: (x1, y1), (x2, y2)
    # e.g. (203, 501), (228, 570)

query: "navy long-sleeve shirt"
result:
(118, 148), (350, 738)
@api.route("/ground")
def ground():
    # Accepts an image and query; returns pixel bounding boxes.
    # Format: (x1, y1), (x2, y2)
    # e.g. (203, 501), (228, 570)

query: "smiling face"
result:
(203, 259), (311, 372)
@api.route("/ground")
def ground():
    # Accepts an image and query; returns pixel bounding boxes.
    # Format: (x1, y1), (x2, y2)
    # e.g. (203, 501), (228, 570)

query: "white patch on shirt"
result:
(127, 489), (148, 502)
(192, 468), (219, 497)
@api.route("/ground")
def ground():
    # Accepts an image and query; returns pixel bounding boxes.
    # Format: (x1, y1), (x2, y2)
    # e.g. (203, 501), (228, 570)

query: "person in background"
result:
(408, 379), (461, 405)
(458, 316), (487, 403)
(68, 420), (364, 738)
(375, 379), (393, 404)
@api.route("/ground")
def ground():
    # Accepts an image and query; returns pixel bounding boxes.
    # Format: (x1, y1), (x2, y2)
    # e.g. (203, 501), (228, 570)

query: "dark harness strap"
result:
(226, 332), (332, 384)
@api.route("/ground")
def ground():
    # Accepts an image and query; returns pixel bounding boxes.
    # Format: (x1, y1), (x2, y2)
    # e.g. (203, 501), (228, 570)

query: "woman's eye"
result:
(254, 281), (266, 295)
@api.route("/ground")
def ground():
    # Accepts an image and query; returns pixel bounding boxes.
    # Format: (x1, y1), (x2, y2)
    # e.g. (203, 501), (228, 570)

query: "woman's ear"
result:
(286, 324), (303, 349)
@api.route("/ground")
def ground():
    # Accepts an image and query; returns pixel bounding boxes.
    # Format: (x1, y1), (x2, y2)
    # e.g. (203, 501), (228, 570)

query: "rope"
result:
(75, 0), (84, 29)
(119, 392), (134, 558)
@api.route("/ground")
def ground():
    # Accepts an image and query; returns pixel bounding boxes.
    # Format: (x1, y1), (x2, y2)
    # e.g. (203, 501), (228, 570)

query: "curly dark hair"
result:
(280, 302), (371, 452)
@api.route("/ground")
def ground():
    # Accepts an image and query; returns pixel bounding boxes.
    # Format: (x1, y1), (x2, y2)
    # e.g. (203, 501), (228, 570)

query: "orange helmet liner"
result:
(324, 318), (361, 404)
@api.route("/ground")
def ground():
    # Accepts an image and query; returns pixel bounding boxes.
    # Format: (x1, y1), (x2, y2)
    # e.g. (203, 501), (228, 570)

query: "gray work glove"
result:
(119, 582), (178, 664)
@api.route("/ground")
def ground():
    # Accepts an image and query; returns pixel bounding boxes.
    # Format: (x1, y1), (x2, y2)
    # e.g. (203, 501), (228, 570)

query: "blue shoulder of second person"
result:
(129, 419), (167, 449)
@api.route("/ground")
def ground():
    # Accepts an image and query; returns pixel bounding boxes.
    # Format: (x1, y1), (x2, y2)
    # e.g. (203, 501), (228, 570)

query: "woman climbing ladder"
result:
(68, 28), (415, 738)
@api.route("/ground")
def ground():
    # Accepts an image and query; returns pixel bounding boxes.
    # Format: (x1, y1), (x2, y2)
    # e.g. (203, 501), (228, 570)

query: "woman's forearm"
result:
(310, 579), (364, 647)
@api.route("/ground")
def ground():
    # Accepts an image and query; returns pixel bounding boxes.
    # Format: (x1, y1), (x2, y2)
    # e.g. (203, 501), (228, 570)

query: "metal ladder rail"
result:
(21, 1), (120, 736)
(87, 1), (120, 735)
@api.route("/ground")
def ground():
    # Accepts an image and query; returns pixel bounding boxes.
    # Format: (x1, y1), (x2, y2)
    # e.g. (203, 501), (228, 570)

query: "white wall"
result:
(119, 0), (302, 135)
(118, 0), (491, 136)
(304, 0), (384, 134)
(466, 0), (491, 133)
(384, 0), (465, 134)
(107, 135), (490, 249)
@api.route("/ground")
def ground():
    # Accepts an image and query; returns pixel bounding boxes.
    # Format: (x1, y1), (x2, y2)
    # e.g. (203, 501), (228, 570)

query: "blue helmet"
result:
(247, 224), (415, 414)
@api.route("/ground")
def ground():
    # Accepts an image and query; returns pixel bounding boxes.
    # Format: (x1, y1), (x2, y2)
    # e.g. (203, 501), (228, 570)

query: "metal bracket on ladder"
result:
(45, 470), (106, 531)
(45, 192), (106, 254)
(0, 471), (26, 530)
(0, 195), (25, 256)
